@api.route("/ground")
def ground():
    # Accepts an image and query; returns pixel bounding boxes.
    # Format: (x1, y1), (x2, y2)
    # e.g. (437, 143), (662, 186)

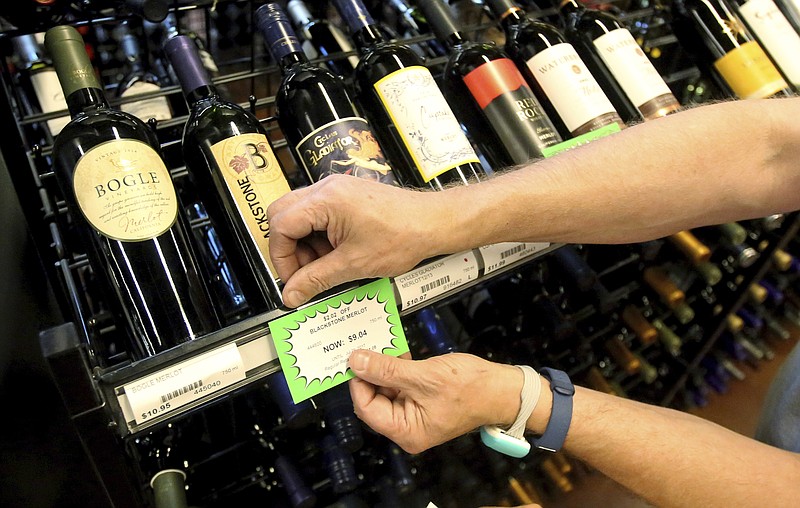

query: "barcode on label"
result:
(421, 276), (450, 294)
(500, 244), (525, 260)
(160, 380), (203, 403)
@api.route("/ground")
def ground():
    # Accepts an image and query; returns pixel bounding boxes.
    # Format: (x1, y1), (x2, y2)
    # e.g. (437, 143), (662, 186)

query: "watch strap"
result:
(530, 367), (574, 453)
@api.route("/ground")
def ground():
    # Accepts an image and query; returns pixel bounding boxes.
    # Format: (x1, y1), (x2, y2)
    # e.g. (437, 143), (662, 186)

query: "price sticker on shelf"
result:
(394, 251), (480, 311)
(479, 242), (550, 275)
(269, 278), (408, 403)
(123, 343), (246, 425)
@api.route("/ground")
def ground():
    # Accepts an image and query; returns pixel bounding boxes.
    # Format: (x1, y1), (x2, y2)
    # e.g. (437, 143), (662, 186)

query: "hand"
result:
(267, 175), (450, 307)
(347, 349), (522, 454)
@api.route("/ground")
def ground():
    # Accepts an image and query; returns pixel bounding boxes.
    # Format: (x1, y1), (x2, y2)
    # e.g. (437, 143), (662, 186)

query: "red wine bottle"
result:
(418, 0), (562, 168)
(333, 0), (486, 190)
(256, 3), (399, 186)
(485, 0), (624, 138)
(165, 35), (292, 311)
(558, 0), (681, 122)
(286, 0), (359, 77)
(672, 0), (791, 99)
(46, 26), (216, 359)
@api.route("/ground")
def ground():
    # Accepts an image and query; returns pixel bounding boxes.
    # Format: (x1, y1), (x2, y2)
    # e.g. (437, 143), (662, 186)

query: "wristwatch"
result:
(529, 368), (575, 453)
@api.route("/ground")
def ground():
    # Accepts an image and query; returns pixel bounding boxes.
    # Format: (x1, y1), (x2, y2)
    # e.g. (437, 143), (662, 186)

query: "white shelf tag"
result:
(395, 251), (479, 310)
(479, 242), (551, 275)
(123, 343), (246, 425)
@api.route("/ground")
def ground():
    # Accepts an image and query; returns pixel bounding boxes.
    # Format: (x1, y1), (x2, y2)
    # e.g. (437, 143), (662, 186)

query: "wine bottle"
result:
(604, 336), (641, 375)
(485, 0), (624, 138)
(729, 0), (800, 90)
(319, 385), (364, 452)
(621, 304), (658, 345)
(142, 423), (191, 508)
(672, 0), (791, 99)
(256, 3), (400, 186)
(286, 0), (360, 76)
(418, 0), (563, 168)
(11, 33), (70, 136)
(165, 35), (291, 311)
(416, 306), (460, 355)
(46, 25), (216, 359)
(333, 0), (486, 190)
(265, 371), (318, 429)
(116, 22), (173, 124)
(321, 434), (359, 494)
(643, 266), (695, 324)
(388, 0), (448, 57)
(557, 0), (681, 122)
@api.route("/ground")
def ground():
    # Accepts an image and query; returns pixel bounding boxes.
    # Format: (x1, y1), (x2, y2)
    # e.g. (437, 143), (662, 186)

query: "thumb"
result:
(281, 249), (352, 307)
(349, 350), (419, 391)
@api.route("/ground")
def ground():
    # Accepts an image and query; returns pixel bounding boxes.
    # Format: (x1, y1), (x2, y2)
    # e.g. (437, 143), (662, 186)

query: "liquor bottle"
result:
(115, 23), (173, 124)
(418, 0), (563, 168)
(728, 0), (800, 90)
(333, 0), (486, 190)
(46, 25), (216, 359)
(557, 0), (681, 122)
(11, 33), (70, 136)
(671, 0), (791, 99)
(165, 35), (291, 311)
(286, 0), (360, 76)
(256, 3), (400, 186)
(388, 0), (448, 57)
(485, 0), (624, 138)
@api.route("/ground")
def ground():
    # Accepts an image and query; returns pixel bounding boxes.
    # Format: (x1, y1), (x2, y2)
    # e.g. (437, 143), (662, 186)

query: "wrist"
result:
(479, 362), (524, 428)
(527, 375), (554, 435)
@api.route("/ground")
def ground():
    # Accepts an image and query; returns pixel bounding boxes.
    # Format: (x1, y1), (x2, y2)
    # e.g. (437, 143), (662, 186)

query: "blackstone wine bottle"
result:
(418, 0), (562, 168)
(333, 0), (485, 190)
(256, 3), (399, 186)
(558, 0), (681, 122)
(485, 0), (624, 138)
(45, 25), (216, 359)
(165, 35), (291, 311)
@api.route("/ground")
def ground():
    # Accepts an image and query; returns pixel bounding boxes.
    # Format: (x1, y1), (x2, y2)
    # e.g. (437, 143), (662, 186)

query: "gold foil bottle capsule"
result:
(541, 457), (574, 494)
(747, 283), (768, 305)
(726, 313), (744, 333)
(772, 249), (793, 272)
(605, 338), (641, 375)
(643, 267), (685, 307)
(586, 366), (618, 396)
(551, 452), (573, 475)
(621, 304), (658, 345)
(669, 230), (711, 264)
(508, 476), (543, 506)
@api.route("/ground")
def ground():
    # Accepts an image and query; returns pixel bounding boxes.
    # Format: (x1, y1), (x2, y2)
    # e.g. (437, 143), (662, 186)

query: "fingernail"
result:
(350, 350), (369, 372)
(285, 290), (307, 308)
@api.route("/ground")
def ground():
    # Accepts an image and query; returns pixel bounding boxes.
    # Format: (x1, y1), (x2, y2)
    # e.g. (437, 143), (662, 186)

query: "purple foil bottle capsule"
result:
(759, 279), (785, 305)
(275, 455), (317, 508)
(333, 0), (377, 33)
(736, 307), (764, 330)
(255, 4), (304, 62)
(164, 35), (213, 97)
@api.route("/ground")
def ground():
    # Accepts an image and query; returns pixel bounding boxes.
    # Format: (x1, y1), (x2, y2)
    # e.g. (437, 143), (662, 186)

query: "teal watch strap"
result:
(530, 368), (574, 453)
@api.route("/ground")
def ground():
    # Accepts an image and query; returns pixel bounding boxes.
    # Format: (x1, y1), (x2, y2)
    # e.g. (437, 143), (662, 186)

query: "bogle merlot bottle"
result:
(418, 0), (562, 169)
(255, 3), (399, 186)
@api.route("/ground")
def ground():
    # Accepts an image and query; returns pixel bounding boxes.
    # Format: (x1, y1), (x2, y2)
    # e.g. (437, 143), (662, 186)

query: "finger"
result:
(348, 350), (420, 392)
(268, 191), (327, 282)
(306, 232), (334, 258)
(348, 377), (405, 439)
(281, 248), (356, 307)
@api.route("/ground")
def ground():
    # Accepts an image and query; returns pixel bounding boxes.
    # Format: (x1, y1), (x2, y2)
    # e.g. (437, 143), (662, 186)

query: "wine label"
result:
(713, 41), (787, 98)
(269, 278), (407, 403)
(526, 43), (620, 135)
(592, 28), (680, 119)
(463, 58), (561, 164)
(295, 116), (399, 185)
(210, 133), (291, 279)
(374, 65), (480, 182)
(30, 67), (70, 135)
(120, 81), (173, 123)
(73, 139), (178, 242)
(737, 0), (800, 85)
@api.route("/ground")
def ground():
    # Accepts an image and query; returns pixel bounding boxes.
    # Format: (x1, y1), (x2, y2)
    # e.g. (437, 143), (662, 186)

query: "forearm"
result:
(436, 98), (800, 253)
(520, 384), (800, 507)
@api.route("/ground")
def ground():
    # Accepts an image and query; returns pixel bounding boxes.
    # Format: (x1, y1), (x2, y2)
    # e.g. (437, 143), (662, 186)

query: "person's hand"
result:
(267, 175), (452, 307)
(347, 349), (522, 454)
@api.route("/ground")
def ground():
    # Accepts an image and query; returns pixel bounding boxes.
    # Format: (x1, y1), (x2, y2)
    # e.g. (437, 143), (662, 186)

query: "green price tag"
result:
(269, 278), (408, 403)
(541, 122), (622, 158)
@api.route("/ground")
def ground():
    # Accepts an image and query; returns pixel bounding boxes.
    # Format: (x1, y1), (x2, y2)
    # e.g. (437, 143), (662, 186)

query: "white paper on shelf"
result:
(394, 251), (479, 310)
(479, 242), (551, 275)
(122, 342), (246, 425)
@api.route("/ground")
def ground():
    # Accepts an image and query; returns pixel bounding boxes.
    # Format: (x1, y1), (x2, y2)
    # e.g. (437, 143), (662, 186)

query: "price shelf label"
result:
(394, 251), (480, 311)
(479, 242), (550, 275)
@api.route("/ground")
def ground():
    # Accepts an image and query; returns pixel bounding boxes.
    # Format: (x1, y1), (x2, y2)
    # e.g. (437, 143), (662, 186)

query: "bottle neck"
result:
(441, 30), (468, 49)
(499, 7), (526, 32)
(185, 84), (219, 107)
(66, 86), (109, 117)
(278, 51), (308, 74)
(559, 0), (581, 13)
(352, 24), (386, 51)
